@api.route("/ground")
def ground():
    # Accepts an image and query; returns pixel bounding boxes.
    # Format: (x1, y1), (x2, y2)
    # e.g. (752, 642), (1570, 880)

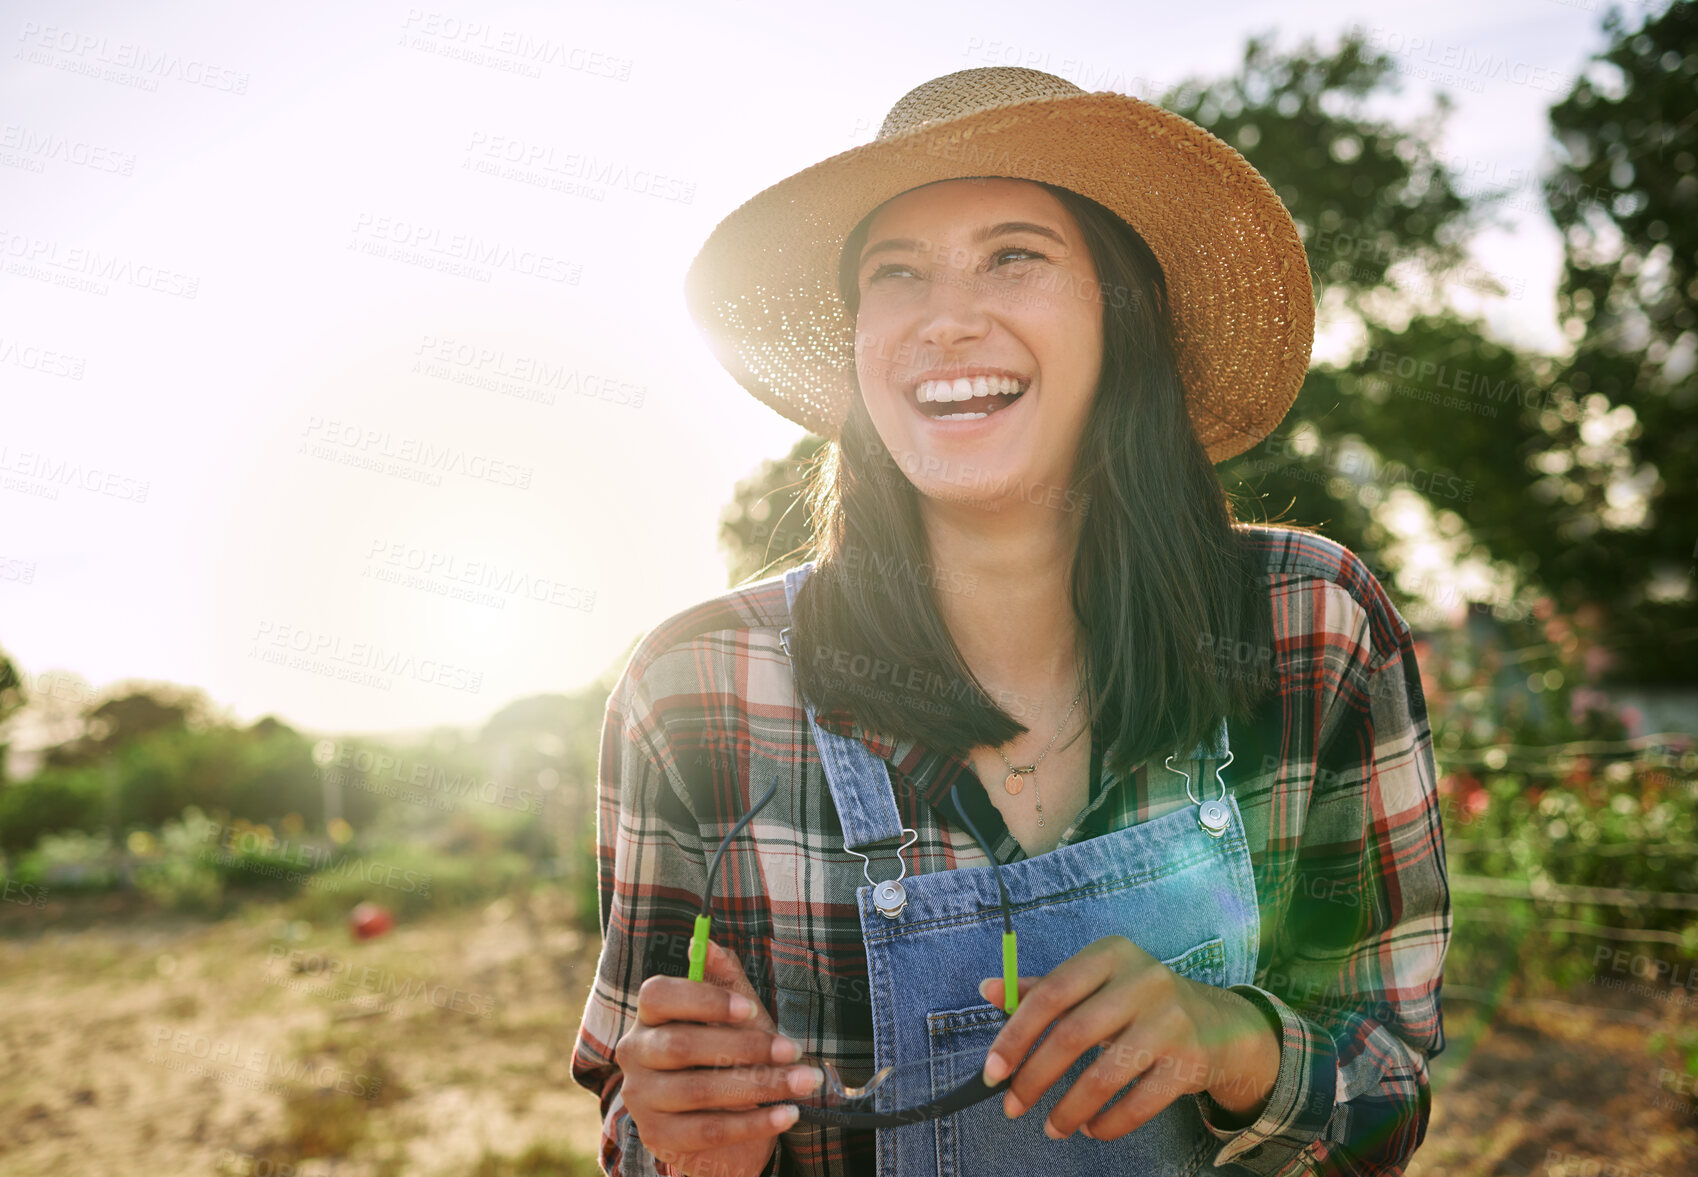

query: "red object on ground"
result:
(350, 902), (394, 939)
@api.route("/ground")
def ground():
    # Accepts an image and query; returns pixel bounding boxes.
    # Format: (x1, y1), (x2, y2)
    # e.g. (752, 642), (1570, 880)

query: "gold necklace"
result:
(994, 683), (1085, 829)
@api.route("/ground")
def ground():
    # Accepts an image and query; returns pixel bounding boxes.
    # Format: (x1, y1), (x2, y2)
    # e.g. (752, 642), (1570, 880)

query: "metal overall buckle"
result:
(846, 829), (919, 919)
(1165, 744), (1235, 838)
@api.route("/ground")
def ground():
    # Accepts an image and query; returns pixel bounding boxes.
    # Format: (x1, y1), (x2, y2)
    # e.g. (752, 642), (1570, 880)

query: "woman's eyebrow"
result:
(859, 221), (1067, 267)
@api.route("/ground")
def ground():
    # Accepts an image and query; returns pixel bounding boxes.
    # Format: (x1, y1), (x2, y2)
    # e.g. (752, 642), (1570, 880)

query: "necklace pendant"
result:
(1004, 766), (1034, 796)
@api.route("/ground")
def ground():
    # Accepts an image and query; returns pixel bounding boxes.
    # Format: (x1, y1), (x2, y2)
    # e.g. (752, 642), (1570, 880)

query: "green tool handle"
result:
(1002, 930), (1019, 1013)
(687, 913), (711, 982)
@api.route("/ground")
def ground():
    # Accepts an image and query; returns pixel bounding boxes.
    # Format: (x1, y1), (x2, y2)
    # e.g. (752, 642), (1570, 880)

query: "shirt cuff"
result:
(1195, 984), (1339, 1173)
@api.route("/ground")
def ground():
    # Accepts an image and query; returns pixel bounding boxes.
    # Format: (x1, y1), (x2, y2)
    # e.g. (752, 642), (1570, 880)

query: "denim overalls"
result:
(780, 562), (1261, 1177)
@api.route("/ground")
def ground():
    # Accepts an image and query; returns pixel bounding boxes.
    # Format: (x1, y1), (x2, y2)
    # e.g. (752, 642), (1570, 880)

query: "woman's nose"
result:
(914, 266), (993, 346)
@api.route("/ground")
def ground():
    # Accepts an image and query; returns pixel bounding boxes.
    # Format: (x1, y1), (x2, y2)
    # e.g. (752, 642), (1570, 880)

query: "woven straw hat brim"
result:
(684, 89), (1315, 464)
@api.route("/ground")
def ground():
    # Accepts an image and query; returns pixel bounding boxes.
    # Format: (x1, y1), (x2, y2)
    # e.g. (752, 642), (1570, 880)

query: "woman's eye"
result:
(867, 263), (917, 282)
(992, 247), (1046, 267)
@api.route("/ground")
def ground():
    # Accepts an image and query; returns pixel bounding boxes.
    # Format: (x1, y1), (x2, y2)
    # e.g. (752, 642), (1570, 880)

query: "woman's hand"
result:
(977, 934), (1281, 1142)
(615, 939), (823, 1176)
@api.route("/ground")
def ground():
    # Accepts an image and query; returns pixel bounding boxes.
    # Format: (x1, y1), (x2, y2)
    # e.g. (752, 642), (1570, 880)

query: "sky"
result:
(0, 0), (1670, 739)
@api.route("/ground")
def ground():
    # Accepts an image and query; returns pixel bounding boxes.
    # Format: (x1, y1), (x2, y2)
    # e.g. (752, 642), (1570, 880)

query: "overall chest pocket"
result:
(925, 936), (1225, 1177)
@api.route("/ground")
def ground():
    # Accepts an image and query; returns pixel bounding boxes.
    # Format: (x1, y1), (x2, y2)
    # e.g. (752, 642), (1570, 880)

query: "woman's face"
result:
(851, 177), (1104, 511)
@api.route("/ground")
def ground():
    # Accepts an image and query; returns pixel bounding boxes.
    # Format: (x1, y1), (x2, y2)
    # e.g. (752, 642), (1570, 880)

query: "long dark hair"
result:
(788, 178), (1286, 777)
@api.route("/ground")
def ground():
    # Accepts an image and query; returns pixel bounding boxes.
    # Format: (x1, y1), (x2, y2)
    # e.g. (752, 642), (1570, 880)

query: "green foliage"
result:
(1162, 26), (1477, 313)
(112, 723), (325, 829)
(470, 1141), (601, 1177)
(568, 823), (600, 935)
(279, 842), (534, 924)
(1533, 0), (1698, 681)
(132, 810), (225, 915)
(719, 434), (828, 586)
(1430, 593), (1698, 999)
(0, 764), (106, 852)
(8, 829), (118, 890)
(0, 644), (23, 731)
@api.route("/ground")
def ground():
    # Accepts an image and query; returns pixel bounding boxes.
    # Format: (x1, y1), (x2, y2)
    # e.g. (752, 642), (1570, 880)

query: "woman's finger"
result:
(640, 1061), (826, 1114)
(636, 972), (766, 1028)
(701, 939), (778, 1032)
(976, 950), (1115, 1086)
(619, 1022), (802, 1073)
(996, 984), (1141, 1123)
(1043, 1016), (1188, 1139)
(645, 1103), (802, 1157)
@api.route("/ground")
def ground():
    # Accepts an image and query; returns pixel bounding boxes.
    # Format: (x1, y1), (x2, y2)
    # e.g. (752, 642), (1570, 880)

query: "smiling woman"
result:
(572, 65), (1450, 1177)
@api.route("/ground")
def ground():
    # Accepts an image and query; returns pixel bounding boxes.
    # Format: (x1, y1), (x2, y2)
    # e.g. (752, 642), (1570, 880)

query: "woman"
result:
(572, 66), (1450, 1177)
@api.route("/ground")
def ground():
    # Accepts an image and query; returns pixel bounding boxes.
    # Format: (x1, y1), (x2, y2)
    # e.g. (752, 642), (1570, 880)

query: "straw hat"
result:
(683, 66), (1315, 464)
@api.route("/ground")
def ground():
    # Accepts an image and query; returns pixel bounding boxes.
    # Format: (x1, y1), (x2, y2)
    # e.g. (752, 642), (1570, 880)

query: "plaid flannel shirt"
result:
(571, 524), (1451, 1176)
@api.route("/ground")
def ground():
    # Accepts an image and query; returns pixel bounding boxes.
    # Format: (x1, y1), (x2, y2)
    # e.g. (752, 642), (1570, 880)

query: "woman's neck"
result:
(919, 498), (1087, 703)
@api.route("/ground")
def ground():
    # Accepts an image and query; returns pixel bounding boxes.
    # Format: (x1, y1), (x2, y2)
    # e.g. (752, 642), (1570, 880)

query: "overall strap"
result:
(782, 561), (1233, 846)
(781, 562), (906, 851)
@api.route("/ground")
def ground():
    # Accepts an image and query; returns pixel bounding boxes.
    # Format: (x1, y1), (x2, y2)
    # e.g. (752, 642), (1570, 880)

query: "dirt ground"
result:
(2, 894), (1696, 1176)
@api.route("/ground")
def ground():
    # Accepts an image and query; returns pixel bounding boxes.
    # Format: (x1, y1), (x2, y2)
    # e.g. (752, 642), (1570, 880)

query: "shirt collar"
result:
(812, 708), (979, 805)
(811, 708), (1125, 863)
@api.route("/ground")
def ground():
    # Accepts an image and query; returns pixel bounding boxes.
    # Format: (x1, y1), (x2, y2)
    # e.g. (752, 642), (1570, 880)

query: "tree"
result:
(1531, 0), (1698, 681)
(43, 681), (216, 769)
(719, 435), (826, 586)
(715, 16), (1695, 685)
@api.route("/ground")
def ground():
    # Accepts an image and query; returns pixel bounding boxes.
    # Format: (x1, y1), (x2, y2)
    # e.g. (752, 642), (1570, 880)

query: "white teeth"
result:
(914, 375), (1028, 404)
(935, 411), (989, 420)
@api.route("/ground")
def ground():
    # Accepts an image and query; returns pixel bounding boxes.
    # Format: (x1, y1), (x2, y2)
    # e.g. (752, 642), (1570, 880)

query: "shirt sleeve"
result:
(1194, 610), (1452, 1174)
(570, 676), (762, 1176)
